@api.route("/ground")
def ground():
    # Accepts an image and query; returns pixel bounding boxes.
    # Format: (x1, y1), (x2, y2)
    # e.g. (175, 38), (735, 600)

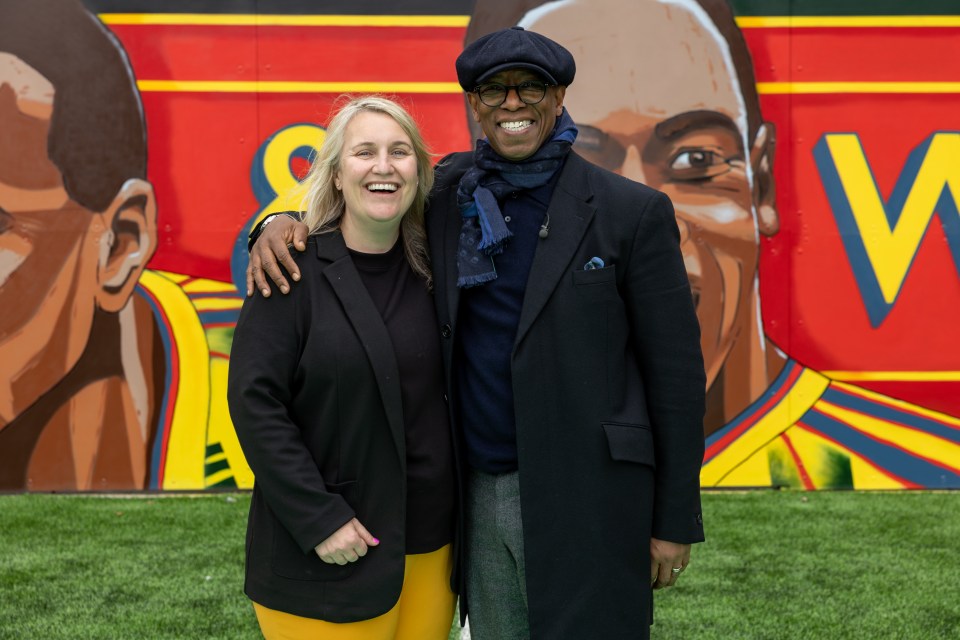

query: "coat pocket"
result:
(602, 423), (655, 468)
(324, 479), (361, 508)
(572, 264), (616, 285)
(572, 265), (619, 303)
(270, 480), (361, 582)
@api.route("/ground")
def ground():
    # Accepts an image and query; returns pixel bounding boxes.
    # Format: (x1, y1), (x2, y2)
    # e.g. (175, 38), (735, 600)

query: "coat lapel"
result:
(441, 184), (463, 324)
(514, 153), (596, 346)
(315, 233), (406, 464)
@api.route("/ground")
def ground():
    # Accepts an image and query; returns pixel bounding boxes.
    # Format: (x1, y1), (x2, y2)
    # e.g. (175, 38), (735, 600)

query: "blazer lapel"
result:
(316, 233), (406, 464)
(514, 153), (596, 346)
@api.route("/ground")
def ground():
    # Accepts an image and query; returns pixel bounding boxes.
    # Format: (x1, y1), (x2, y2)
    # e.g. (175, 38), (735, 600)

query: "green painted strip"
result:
(204, 458), (231, 475)
(207, 476), (239, 489)
(731, 0), (960, 17)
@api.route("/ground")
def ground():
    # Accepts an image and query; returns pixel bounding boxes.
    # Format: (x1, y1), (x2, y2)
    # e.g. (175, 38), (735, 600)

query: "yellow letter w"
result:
(813, 132), (960, 327)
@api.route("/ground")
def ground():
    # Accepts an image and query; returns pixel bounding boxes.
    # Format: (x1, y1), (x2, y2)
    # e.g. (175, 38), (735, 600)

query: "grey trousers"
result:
(465, 469), (530, 640)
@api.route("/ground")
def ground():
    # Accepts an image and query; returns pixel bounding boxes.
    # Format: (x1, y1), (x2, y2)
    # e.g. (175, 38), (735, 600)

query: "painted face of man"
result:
(467, 68), (567, 161)
(0, 53), (156, 427)
(0, 54), (99, 425)
(524, 0), (777, 389)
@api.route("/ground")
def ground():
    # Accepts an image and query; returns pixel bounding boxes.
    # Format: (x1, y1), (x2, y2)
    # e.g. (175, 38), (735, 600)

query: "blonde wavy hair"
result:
(300, 95), (435, 288)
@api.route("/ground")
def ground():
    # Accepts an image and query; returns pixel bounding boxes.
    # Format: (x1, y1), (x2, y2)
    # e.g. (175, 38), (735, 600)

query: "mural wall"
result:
(1, 0), (957, 491)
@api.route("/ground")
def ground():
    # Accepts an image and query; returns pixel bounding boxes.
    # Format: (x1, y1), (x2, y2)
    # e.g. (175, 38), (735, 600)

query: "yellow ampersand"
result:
(254, 123), (327, 226)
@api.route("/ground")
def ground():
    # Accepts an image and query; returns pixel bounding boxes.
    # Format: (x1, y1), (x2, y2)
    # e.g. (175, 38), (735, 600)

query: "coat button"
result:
(440, 324), (452, 338)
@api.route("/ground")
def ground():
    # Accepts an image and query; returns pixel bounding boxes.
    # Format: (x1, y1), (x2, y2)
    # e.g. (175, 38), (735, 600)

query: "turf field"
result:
(0, 491), (956, 639)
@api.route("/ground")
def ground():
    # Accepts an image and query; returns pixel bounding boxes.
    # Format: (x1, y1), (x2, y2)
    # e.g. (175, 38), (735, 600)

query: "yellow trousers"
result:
(253, 544), (456, 640)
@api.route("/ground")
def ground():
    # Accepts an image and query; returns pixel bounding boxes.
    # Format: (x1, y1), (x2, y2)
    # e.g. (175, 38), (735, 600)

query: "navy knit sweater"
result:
(454, 171), (560, 474)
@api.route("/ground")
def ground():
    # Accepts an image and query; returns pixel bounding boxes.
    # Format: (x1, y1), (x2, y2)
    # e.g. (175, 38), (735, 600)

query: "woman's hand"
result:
(314, 518), (380, 565)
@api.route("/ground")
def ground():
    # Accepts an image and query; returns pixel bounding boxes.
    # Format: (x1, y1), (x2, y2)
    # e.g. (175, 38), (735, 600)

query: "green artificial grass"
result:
(0, 492), (957, 639)
(654, 491), (960, 639)
(0, 495), (255, 639)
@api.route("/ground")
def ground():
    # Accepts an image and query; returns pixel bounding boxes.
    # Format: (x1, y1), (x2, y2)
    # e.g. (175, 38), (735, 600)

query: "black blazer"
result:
(228, 231), (409, 622)
(428, 151), (706, 639)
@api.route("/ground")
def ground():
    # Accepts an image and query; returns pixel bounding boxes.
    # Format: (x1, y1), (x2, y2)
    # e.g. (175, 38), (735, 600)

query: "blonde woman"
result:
(228, 96), (456, 640)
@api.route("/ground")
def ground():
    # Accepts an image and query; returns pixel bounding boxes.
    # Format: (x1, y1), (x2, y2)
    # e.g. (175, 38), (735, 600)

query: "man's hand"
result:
(245, 215), (310, 297)
(650, 537), (691, 589)
(314, 518), (380, 565)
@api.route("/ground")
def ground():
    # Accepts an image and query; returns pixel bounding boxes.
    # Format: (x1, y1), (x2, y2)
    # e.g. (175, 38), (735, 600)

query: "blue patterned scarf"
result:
(456, 108), (578, 288)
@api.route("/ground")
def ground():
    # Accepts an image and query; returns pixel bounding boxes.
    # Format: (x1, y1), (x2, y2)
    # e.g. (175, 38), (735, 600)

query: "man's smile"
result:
(499, 119), (534, 133)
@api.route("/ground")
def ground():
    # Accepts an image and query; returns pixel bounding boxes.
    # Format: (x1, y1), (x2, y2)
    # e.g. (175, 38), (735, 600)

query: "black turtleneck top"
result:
(349, 239), (455, 554)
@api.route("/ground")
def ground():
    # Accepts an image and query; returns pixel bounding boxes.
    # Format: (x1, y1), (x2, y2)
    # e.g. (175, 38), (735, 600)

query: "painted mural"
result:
(0, 0), (957, 491)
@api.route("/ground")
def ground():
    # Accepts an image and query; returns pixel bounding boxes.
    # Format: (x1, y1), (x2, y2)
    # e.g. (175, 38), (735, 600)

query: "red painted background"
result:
(109, 18), (960, 419)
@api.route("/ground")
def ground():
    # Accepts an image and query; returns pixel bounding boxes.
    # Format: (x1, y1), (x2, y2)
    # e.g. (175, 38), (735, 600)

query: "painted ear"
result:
(95, 178), (158, 313)
(751, 122), (779, 237)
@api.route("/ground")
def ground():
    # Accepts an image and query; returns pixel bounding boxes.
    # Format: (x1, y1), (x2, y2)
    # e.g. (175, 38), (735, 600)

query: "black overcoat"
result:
(227, 232), (410, 622)
(428, 152), (706, 639)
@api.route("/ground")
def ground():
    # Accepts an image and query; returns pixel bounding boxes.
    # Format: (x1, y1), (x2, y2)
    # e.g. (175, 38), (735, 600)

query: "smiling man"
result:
(249, 25), (706, 640)
(442, 32), (706, 637)
(469, 72), (566, 162)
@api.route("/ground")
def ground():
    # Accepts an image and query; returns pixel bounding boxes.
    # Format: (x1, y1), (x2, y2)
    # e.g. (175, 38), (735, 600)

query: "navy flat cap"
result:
(456, 26), (576, 91)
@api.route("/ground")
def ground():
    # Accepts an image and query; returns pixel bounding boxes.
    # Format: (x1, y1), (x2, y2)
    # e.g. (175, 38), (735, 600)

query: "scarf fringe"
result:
(457, 269), (498, 289)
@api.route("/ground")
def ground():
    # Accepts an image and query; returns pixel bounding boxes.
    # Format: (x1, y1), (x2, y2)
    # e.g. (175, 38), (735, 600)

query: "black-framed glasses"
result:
(472, 81), (552, 107)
